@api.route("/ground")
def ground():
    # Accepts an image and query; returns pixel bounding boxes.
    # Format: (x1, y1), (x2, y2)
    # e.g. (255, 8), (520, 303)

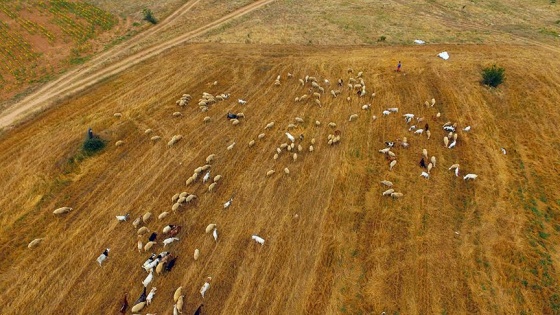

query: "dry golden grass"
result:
(1, 42), (560, 314)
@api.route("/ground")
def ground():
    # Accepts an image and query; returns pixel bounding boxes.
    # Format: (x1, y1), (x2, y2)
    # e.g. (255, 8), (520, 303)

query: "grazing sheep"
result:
(173, 112), (182, 117)
(273, 153), (279, 160)
(115, 214), (129, 222)
(208, 182), (217, 192)
(380, 180), (393, 187)
(142, 270), (154, 287)
(285, 132), (295, 143)
(96, 248), (110, 266)
(287, 123), (297, 130)
(292, 153), (297, 162)
(144, 241), (156, 252)
(309, 145), (314, 152)
(115, 140), (125, 147)
(203, 171), (211, 184)
(315, 120), (321, 127)
(227, 142), (236, 150)
(382, 110), (391, 116)
(389, 160), (397, 171)
(238, 99), (247, 105)
(427, 163), (433, 173)
(252, 235), (265, 245)
(426, 130), (431, 140)
(206, 154), (216, 164)
(142, 212), (152, 223)
(349, 114), (358, 121)
(443, 136), (449, 147)
(431, 156), (436, 167)
(185, 177), (194, 186)
(391, 192), (404, 198)
(284, 167), (290, 175)
(150, 136), (161, 142)
(266, 170), (275, 176)
(295, 117), (304, 123)
(422, 149), (428, 159)
(174, 287), (183, 303)
(137, 239), (143, 253)
(132, 217), (142, 228)
(131, 302), (146, 313)
(463, 174), (478, 180)
(167, 135), (183, 147)
(144, 129), (153, 134)
(146, 287), (157, 305)
(114, 113), (122, 118)
(448, 140), (457, 149)
(28, 238), (43, 249)
(231, 119), (240, 125)
(119, 293), (128, 314)
(200, 277), (212, 298)
(206, 224), (217, 234)
(158, 212), (169, 220)
(414, 129), (424, 135)
(382, 189), (395, 196)
(258, 133), (266, 140)
(248, 140), (255, 147)
(137, 226), (150, 235)
(328, 122), (337, 128)
(194, 249), (201, 261)
(362, 104), (371, 110)
(265, 122), (275, 129)
(298, 144), (303, 152)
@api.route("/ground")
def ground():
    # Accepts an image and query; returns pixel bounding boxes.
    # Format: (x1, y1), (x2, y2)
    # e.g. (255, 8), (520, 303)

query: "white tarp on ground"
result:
(438, 51), (450, 60)
(414, 39), (425, 44)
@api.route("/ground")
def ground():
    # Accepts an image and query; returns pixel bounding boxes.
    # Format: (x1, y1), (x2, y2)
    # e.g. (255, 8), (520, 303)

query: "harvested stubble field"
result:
(1, 1), (560, 315)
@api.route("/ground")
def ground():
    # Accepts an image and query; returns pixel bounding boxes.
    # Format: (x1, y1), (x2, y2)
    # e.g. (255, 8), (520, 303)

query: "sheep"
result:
(265, 122), (275, 129)
(391, 192), (404, 198)
(238, 99), (247, 105)
(163, 237), (180, 247)
(284, 167), (290, 175)
(349, 114), (358, 121)
(443, 136), (449, 147)
(389, 160), (397, 170)
(295, 117), (304, 123)
(201, 164), (211, 171)
(144, 241), (157, 252)
(158, 212), (169, 220)
(328, 122), (337, 128)
(137, 226), (150, 235)
(380, 180), (393, 187)
(172, 112), (182, 117)
(200, 277), (212, 298)
(315, 99), (322, 107)
(146, 287), (157, 305)
(131, 302), (146, 313)
(463, 126), (471, 132)
(206, 154), (216, 164)
(361, 104), (371, 110)
(193, 248), (201, 261)
(150, 136), (161, 142)
(382, 189), (395, 196)
(202, 171), (211, 184)
(273, 153), (279, 160)
(287, 123), (297, 130)
(293, 153), (298, 162)
(137, 239), (143, 253)
(28, 238), (43, 249)
(132, 217), (142, 228)
(96, 248), (110, 266)
(426, 130), (431, 140)
(176, 295), (185, 313)
(463, 174), (478, 180)
(257, 133), (266, 140)
(185, 194), (197, 203)
(427, 163), (433, 173)
(208, 182), (217, 192)
(431, 156), (436, 167)
(167, 135), (183, 147)
(174, 287), (183, 302)
(286, 132), (295, 143)
(309, 145), (314, 152)
(382, 110), (391, 116)
(299, 78), (304, 86)
(422, 149), (428, 159)
(266, 170), (275, 176)
(431, 98), (436, 106)
(185, 177), (195, 186)
(379, 148), (391, 154)
(231, 119), (240, 125)
(144, 129), (153, 134)
(252, 235), (265, 245)
(227, 142), (236, 150)
(205, 224), (217, 234)
(142, 212), (152, 223)
(114, 113), (122, 118)
(298, 144), (303, 152)
(414, 129), (424, 135)
(142, 269), (154, 287)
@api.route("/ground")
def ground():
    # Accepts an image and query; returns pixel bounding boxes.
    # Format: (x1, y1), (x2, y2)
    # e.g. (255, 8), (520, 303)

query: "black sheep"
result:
(419, 158), (427, 168)
(134, 287), (147, 305)
(148, 232), (157, 242)
(119, 293), (128, 314)
(165, 256), (178, 272)
(194, 304), (204, 315)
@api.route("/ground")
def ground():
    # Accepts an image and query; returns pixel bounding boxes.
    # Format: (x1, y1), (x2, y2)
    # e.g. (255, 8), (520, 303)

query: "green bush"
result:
(82, 137), (106, 155)
(143, 8), (157, 24)
(481, 64), (505, 88)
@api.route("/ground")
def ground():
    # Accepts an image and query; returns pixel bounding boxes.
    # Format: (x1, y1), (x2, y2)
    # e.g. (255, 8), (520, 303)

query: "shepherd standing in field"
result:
(396, 61), (402, 72)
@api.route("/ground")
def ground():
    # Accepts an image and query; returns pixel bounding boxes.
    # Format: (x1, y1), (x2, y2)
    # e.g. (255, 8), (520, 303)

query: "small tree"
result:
(143, 8), (157, 24)
(482, 64), (505, 88)
(83, 137), (106, 155)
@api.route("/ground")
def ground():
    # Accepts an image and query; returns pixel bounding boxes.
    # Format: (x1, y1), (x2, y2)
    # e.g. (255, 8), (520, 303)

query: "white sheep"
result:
(315, 120), (321, 126)
(463, 174), (478, 180)
(293, 153), (298, 162)
(213, 175), (221, 183)
(167, 135), (183, 147)
(391, 192), (403, 198)
(266, 170), (275, 176)
(203, 171), (211, 183)
(131, 302), (146, 313)
(389, 160), (397, 170)
(238, 99), (247, 105)
(382, 110), (390, 116)
(252, 235), (265, 245)
(328, 122), (336, 128)
(264, 122), (275, 129)
(144, 241), (156, 252)
(382, 189), (395, 196)
(231, 119), (240, 125)
(28, 238), (43, 249)
(143, 212), (152, 223)
(295, 117), (304, 123)
(463, 126), (471, 132)
(431, 156), (436, 167)
(284, 167), (290, 175)
(380, 180), (393, 187)
(208, 182), (217, 192)
(414, 129), (424, 135)
(349, 114), (358, 121)
(115, 140), (125, 147)
(448, 140), (457, 149)
(248, 140), (255, 147)
(286, 132), (295, 143)
(361, 104), (371, 110)
(205, 223), (216, 233)
(96, 248), (110, 266)
(258, 133), (265, 139)
(114, 113), (122, 118)
(386, 107), (399, 113)
(194, 249), (200, 260)
(227, 142), (236, 150)
(172, 112), (182, 117)
(287, 123), (297, 130)
(144, 129), (153, 134)
(421, 171), (429, 179)
(137, 239), (143, 253)
(206, 154), (216, 164)
(53, 207), (73, 215)
(213, 228), (218, 242)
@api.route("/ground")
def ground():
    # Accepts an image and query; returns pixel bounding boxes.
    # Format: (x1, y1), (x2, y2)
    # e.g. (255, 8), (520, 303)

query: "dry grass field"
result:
(1, 1), (560, 315)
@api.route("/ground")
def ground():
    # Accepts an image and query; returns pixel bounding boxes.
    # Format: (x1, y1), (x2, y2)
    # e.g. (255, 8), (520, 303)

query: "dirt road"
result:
(0, 0), (275, 130)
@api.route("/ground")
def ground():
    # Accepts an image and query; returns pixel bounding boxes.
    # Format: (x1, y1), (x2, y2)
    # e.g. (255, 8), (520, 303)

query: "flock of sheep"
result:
(26, 64), (485, 314)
